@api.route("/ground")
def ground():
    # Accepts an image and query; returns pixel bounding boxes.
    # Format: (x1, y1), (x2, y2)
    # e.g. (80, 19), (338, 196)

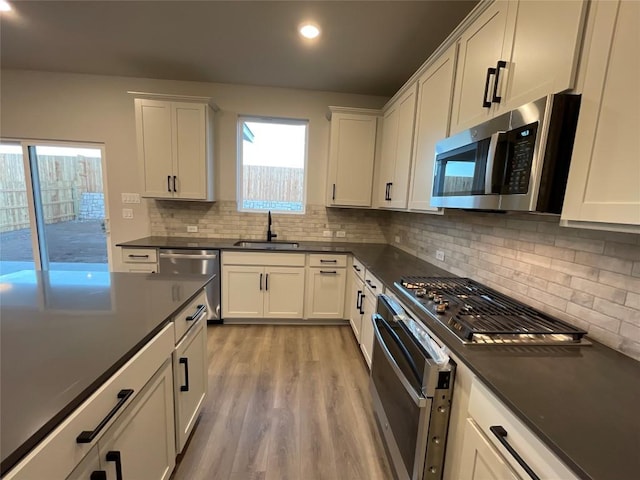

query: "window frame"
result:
(236, 115), (309, 215)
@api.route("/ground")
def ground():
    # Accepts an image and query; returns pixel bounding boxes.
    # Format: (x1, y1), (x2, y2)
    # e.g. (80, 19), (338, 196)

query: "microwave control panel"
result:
(503, 122), (538, 194)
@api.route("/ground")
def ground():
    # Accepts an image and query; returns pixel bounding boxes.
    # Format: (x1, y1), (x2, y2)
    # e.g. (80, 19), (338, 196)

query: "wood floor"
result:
(171, 325), (393, 480)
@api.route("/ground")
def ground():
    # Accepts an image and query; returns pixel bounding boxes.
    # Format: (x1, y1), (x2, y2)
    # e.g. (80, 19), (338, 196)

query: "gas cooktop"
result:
(395, 276), (589, 346)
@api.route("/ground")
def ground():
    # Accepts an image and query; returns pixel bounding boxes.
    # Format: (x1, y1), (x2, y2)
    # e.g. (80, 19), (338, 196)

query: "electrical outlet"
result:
(122, 208), (133, 219)
(336, 231), (346, 238)
(436, 250), (445, 262)
(121, 193), (140, 204)
(187, 225), (198, 233)
(394, 235), (400, 243)
(323, 230), (333, 238)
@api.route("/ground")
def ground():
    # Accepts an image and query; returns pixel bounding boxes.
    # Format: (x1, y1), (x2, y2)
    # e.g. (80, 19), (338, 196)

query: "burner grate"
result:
(399, 276), (587, 343)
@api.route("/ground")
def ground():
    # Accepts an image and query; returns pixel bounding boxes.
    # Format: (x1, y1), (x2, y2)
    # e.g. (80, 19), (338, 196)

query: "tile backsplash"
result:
(384, 210), (640, 361)
(149, 200), (388, 243)
(149, 200), (639, 360)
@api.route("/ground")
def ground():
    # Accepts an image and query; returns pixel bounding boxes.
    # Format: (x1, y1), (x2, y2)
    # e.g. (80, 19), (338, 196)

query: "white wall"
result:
(0, 69), (387, 269)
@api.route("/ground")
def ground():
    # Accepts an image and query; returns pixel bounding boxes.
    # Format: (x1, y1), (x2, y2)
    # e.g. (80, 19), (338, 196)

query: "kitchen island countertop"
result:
(0, 270), (213, 475)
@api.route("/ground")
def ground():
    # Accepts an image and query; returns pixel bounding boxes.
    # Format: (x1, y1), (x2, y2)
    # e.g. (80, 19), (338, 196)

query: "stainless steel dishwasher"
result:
(158, 249), (221, 323)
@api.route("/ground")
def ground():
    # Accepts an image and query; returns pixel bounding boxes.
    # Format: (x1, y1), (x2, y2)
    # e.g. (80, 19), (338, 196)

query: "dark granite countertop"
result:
(118, 236), (640, 480)
(0, 270), (212, 475)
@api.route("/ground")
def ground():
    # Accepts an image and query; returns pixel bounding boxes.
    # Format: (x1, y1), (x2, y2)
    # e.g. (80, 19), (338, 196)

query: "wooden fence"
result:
(0, 154), (103, 233)
(242, 165), (304, 202)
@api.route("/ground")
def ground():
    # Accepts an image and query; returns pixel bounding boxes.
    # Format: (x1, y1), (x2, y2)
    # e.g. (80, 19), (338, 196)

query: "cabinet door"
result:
(263, 267), (305, 318)
(98, 360), (175, 480)
(222, 265), (264, 318)
(173, 317), (208, 453)
(561, 0), (640, 229)
(500, 1), (586, 112)
(388, 85), (417, 209)
(408, 45), (456, 212)
(172, 102), (208, 200)
(378, 106), (399, 206)
(65, 446), (102, 480)
(304, 268), (346, 319)
(459, 418), (521, 480)
(359, 289), (376, 369)
(327, 113), (378, 207)
(135, 99), (174, 198)
(348, 272), (364, 342)
(450, 1), (513, 134)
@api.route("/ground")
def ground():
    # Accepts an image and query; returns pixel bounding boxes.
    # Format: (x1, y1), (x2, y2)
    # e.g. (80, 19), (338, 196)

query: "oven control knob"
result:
(428, 290), (438, 299)
(415, 288), (426, 297)
(436, 304), (446, 314)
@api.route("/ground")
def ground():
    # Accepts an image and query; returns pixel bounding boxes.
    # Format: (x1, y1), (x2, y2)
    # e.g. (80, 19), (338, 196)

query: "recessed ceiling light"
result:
(0, 1), (12, 12)
(299, 23), (320, 40)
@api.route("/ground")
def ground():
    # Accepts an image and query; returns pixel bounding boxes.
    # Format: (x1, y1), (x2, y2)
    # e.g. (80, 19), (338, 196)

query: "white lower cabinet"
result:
(359, 285), (377, 369)
(304, 267), (346, 319)
(348, 269), (365, 342)
(97, 359), (175, 480)
(459, 418), (521, 480)
(173, 316), (208, 453)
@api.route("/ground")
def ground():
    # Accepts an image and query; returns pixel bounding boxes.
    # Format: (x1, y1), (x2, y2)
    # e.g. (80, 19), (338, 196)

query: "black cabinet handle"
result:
(332, 183), (336, 201)
(387, 182), (393, 201)
(352, 265), (361, 272)
(366, 279), (377, 289)
(265, 273), (269, 291)
(76, 389), (134, 443)
(167, 175), (171, 192)
(384, 182), (390, 201)
(490, 426), (540, 480)
(186, 304), (206, 321)
(106, 451), (123, 480)
(356, 290), (363, 310)
(492, 61), (507, 104)
(259, 273), (263, 291)
(359, 293), (365, 314)
(482, 67), (496, 108)
(320, 259), (337, 263)
(90, 471), (107, 480)
(172, 175), (177, 192)
(179, 357), (190, 392)
(127, 254), (149, 258)
(320, 270), (337, 274)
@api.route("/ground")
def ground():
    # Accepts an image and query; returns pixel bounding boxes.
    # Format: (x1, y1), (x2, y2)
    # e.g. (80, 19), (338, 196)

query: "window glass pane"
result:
(0, 143), (36, 277)
(239, 118), (307, 213)
(32, 145), (108, 271)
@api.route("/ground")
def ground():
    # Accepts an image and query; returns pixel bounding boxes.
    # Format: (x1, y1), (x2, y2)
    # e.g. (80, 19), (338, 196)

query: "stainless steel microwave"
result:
(431, 94), (581, 213)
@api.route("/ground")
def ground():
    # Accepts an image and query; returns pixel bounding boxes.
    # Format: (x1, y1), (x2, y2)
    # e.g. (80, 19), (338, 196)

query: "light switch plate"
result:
(323, 230), (333, 237)
(122, 208), (134, 219)
(187, 225), (198, 233)
(436, 250), (445, 262)
(336, 231), (346, 238)
(121, 193), (140, 204)
(394, 235), (400, 243)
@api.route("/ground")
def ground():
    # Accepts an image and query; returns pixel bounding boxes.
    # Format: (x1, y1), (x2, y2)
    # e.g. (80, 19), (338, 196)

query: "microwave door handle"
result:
(485, 131), (505, 195)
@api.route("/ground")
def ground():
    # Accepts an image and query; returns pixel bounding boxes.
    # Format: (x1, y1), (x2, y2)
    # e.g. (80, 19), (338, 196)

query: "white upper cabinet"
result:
(326, 107), (381, 207)
(408, 45), (457, 212)
(134, 95), (216, 201)
(377, 84), (417, 209)
(561, 0), (640, 231)
(450, 0), (586, 134)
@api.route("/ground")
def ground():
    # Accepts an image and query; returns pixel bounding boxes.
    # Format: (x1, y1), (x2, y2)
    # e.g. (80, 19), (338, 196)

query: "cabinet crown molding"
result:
(326, 106), (382, 121)
(128, 91), (219, 111)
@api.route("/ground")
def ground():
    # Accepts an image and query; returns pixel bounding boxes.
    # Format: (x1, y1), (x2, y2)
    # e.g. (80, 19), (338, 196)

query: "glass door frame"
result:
(1, 138), (112, 271)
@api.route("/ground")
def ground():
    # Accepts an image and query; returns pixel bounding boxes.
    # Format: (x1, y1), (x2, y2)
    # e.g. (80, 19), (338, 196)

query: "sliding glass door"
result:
(0, 141), (110, 277)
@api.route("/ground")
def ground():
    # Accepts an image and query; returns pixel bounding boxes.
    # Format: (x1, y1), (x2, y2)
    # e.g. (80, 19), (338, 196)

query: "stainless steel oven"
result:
(370, 294), (455, 480)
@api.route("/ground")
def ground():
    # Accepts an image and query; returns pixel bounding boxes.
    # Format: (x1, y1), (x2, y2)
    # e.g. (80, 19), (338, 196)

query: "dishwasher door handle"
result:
(159, 253), (218, 260)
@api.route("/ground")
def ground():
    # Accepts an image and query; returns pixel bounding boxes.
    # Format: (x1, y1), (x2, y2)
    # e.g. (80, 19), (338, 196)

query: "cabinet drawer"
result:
(364, 270), (382, 294)
(122, 248), (158, 263)
(308, 254), (347, 267)
(4, 324), (174, 480)
(351, 256), (365, 281)
(222, 251), (305, 267)
(173, 290), (208, 343)
(468, 379), (579, 480)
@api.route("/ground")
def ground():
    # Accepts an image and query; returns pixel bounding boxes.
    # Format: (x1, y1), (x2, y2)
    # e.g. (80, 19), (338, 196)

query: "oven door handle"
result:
(484, 131), (506, 195)
(372, 314), (427, 407)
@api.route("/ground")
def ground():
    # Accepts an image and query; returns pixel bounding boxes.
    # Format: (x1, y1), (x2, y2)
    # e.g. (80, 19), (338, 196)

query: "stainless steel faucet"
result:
(267, 211), (277, 242)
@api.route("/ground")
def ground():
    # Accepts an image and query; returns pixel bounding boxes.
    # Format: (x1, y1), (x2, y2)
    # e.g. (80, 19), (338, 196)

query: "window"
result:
(237, 116), (308, 213)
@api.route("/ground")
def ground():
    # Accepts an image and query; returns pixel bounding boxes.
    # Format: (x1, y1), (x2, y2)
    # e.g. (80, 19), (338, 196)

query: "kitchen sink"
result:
(233, 240), (300, 249)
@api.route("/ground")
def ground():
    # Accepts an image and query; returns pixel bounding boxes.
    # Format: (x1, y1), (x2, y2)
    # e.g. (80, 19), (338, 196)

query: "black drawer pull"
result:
(106, 451), (123, 480)
(127, 254), (149, 259)
(167, 175), (171, 193)
(492, 61), (507, 104)
(352, 265), (361, 272)
(482, 67), (496, 108)
(356, 290), (363, 310)
(76, 389), (134, 443)
(490, 425), (540, 480)
(259, 273), (263, 291)
(320, 259), (337, 263)
(265, 273), (269, 291)
(320, 270), (337, 274)
(359, 293), (365, 314)
(90, 471), (107, 480)
(332, 183), (336, 201)
(172, 175), (177, 192)
(366, 279), (377, 289)
(179, 357), (190, 392)
(186, 304), (206, 321)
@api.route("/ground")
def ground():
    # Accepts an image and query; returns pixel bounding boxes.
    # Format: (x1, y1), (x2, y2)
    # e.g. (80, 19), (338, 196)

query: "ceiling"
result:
(0, 1), (478, 97)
